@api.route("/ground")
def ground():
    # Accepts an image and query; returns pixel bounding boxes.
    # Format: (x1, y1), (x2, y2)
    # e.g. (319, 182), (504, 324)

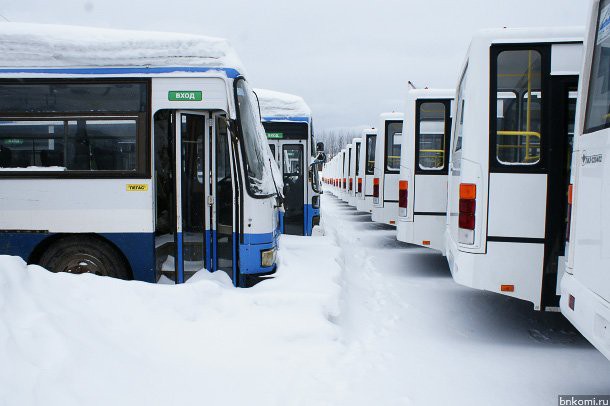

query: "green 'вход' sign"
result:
(266, 132), (284, 139)
(168, 91), (203, 101)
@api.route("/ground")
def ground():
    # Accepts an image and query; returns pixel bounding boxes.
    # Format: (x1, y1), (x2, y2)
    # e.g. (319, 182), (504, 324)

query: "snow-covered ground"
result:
(1, 193), (609, 406)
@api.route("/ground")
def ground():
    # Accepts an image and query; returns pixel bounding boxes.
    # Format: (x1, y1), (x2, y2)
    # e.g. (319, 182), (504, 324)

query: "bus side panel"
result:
(0, 179), (153, 233)
(413, 174), (447, 214)
(239, 192), (279, 275)
(451, 239), (544, 308)
(570, 133), (610, 303)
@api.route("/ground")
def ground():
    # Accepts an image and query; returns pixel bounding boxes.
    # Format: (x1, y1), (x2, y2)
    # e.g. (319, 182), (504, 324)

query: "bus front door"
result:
(154, 110), (238, 285)
(175, 112), (210, 283)
(281, 143), (305, 235)
(213, 113), (237, 283)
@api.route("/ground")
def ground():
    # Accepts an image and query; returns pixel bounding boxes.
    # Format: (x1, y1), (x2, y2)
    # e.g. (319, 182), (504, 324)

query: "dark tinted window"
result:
(0, 118), (138, 171)
(0, 82), (147, 113)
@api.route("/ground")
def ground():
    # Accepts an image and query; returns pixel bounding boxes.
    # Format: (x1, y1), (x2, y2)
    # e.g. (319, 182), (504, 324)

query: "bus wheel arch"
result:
(29, 234), (133, 280)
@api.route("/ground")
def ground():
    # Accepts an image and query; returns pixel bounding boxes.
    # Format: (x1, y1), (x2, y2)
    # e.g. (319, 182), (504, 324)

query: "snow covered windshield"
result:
(235, 79), (280, 197)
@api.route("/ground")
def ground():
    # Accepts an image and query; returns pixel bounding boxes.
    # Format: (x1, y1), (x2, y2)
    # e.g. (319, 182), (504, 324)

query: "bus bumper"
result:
(561, 272), (610, 360)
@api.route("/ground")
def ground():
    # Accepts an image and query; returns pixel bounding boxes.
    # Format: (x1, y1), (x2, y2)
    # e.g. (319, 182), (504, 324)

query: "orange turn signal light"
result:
(399, 180), (408, 191)
(500, 284), (514, 292)
(460, 183), (476, 200)
(568, 184), (573, 205)
(422, 240), (430, 246)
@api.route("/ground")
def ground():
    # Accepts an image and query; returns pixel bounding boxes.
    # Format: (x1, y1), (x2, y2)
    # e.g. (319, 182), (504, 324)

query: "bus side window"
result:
(0, 81), (147, 174)
(495, 50), (543, 165)
(453, 64), (468, 154)
(584, 0), (610, 133)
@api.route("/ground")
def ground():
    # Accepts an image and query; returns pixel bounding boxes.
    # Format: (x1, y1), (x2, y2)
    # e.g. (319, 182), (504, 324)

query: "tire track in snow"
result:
(319, 194), (413, 405)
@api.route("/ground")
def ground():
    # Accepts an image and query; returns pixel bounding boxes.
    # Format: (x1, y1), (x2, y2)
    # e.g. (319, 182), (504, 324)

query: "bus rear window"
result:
(494, 49), (542, 165)
(418, 102), (446, 170)
(385, 122), (402, 172)
(585, 0), (610, 133)
(355, 142), (361, 176)
(366, 134), (376, 175)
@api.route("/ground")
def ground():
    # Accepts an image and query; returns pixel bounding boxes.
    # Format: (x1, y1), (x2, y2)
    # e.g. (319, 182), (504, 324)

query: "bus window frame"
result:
(365, 134), (376, 175)
(415, 99), (451, 175)
(584, 0), (610, 134)
(384, 120), (402, 174)
(489, 43), (551, 174)
(0, 78), (151, 179)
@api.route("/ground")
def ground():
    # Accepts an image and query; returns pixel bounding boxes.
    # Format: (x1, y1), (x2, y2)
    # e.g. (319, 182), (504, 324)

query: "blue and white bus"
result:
(255, 89), (321, 236)
(0, 23), (281, 287)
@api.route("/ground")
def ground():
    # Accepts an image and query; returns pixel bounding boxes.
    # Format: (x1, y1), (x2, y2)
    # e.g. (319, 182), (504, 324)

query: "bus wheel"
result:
(38, 236), (131, 279)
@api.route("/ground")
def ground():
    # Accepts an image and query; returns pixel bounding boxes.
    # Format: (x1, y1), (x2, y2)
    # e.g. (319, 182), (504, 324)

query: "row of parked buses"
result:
(323, 0), (610, 361)
(0, 23), (322, 288)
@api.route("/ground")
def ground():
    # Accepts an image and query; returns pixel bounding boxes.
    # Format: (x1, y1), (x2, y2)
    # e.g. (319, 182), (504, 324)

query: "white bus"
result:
(255, 89), (321, 236)
(372, 112), (404, 225)
(446, 27), (583, 310)
(561, 0), (610, 360)
(0, 23), (281, 287)
(356, 128), (377, 214)
(347, 137), (362, 207)
(341, 144), (353, 202)
(396, 89), (454, 252)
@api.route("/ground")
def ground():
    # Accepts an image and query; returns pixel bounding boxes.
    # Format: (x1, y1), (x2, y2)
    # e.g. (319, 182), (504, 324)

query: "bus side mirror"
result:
(316, 142), (325, 152)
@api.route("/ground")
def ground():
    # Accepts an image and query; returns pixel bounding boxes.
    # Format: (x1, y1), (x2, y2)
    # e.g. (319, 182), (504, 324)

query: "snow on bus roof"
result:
(0, 23), (244, 72)
(254, 88), (311, 121)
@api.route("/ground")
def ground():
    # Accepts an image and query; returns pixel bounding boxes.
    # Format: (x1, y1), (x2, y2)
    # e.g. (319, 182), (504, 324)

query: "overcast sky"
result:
(1, 0), (588, 131)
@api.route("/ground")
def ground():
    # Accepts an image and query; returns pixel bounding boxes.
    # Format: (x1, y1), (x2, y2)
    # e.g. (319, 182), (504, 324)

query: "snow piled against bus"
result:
(2, 193), (610, 405)
(0, 237), (343, 405)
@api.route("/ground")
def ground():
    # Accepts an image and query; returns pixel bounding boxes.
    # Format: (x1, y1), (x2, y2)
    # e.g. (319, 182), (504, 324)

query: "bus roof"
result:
(408, 88), (455, 100)
(0, 23), (244, 77)
(380, 112), (404, 121)
(471, 26), (584, 46)
(255, 88), (311, 122)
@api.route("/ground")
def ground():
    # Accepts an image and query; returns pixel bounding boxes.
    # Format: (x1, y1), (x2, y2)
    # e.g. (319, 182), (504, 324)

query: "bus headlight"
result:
(312, 195), (320, 209)
(261, 247), (276, 267)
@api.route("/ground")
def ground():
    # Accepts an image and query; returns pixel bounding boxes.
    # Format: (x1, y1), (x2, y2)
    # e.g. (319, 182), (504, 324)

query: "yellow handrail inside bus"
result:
(497, 130), (541, 162)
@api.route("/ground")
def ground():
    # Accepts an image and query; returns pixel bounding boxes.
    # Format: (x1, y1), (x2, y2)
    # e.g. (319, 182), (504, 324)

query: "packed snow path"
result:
(1, 193), (609, 406)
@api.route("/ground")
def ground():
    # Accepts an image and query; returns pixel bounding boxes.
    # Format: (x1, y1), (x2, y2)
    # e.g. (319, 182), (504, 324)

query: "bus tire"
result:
(37, 236), (131, 280)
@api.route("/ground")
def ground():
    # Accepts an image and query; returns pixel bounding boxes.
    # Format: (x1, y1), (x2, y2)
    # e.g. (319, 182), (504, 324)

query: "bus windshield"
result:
(235, 79), (278, 197)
